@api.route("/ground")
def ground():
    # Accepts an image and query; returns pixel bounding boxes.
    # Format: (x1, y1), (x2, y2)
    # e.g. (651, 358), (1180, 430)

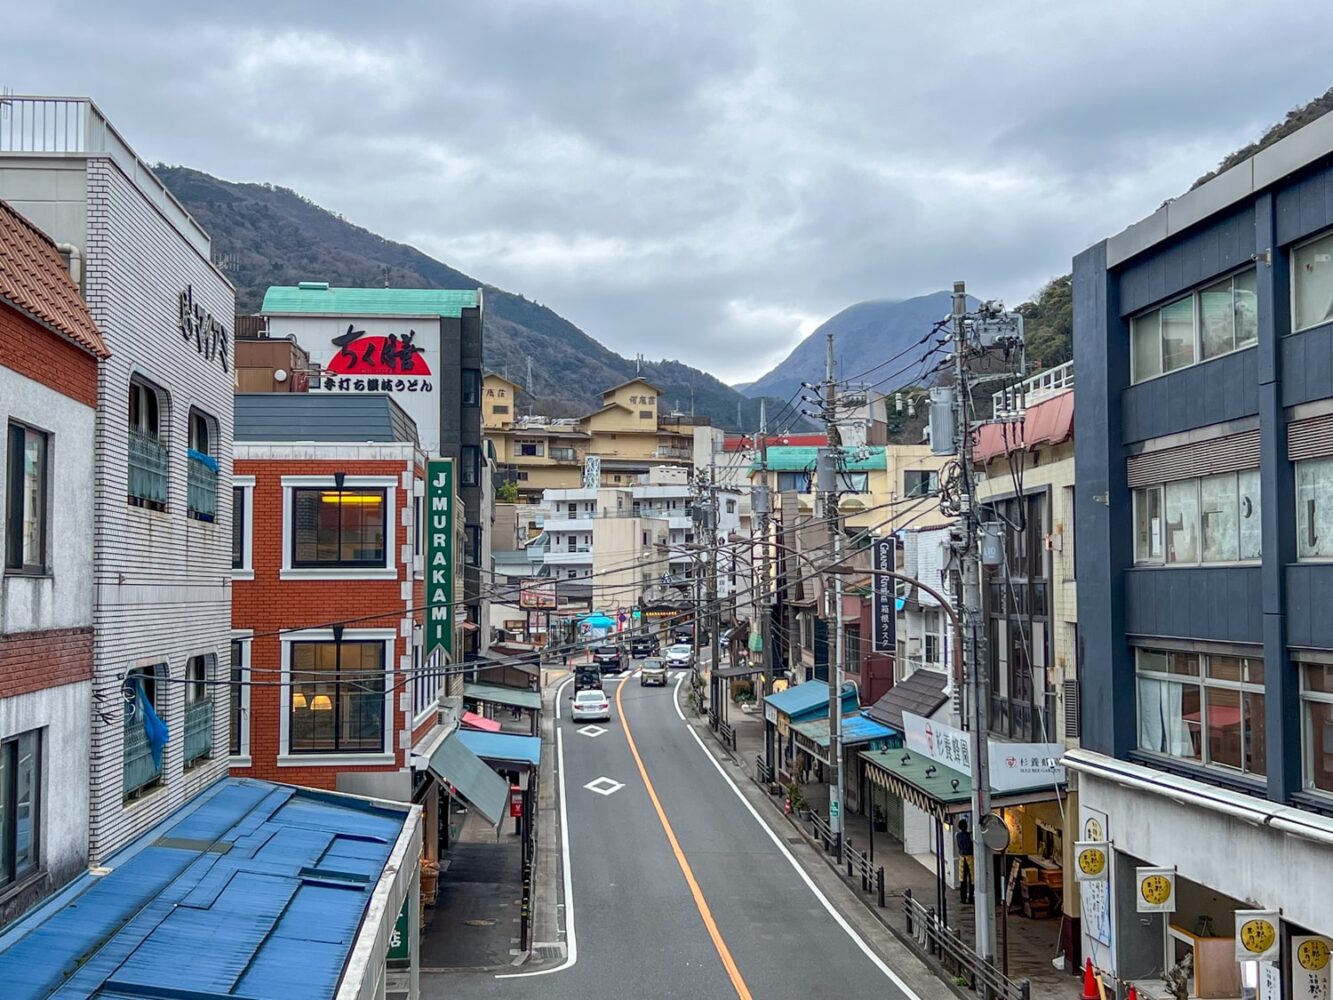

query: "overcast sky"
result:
(8, 1), (1331, 383)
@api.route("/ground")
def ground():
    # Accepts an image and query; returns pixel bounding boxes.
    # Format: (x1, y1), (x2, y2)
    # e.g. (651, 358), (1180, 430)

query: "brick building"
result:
(0, 197), (109, 925)
(232, 393), (460, 853)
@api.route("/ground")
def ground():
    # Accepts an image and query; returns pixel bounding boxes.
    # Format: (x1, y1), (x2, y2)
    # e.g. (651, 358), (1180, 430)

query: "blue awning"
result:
(764, 681), (858, 722)
(791, 714), (900, 749)
(0, 778), (414, 999)
(455, 729), (542, 768)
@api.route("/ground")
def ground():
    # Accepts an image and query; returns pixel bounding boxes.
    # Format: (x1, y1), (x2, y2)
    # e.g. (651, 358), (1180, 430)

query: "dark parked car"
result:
(629, 634), (659, 657)
(592, 645), (624, 674)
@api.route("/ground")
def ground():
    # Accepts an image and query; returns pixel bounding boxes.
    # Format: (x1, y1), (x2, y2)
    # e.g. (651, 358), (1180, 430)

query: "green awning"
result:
(464, 683), (541, 711)
(860, 746), (1064, 822)
(428, 731), (510, 827)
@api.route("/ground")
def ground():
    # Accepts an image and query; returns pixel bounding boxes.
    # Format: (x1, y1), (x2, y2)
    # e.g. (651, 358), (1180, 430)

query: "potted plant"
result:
(786, 781), (809, 820)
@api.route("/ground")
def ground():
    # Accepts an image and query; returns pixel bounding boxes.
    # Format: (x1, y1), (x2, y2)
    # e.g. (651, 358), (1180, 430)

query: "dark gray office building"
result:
(1071, 111), (1333, 973)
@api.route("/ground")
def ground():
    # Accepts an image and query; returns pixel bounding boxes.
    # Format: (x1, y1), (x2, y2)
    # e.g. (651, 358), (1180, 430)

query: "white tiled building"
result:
(0, 97), (235, 860)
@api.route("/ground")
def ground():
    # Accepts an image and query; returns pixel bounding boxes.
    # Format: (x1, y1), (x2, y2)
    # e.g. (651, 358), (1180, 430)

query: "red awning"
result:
(461, 711), (502, 733)
(974, 390), (1074, 465)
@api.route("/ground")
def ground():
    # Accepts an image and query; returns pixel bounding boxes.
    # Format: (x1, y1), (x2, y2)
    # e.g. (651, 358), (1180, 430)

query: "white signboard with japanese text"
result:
(270, 315), (443, 452)
(901, 711), (972, 772)
(899, 711), (1064, 791)
(1236, 910), (1280, 962)
(1293, 937), (1331, 1000)
(1079, 807), (1114, 965)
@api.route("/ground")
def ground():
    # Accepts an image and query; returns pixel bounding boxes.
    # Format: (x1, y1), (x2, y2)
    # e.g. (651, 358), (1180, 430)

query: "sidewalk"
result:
(701, 690), (1073, 1000)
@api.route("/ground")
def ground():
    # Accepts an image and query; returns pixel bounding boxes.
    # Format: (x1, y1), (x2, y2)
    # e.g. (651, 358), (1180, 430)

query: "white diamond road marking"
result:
(584, 776), (624, 797)
(577, 725), (607, 738)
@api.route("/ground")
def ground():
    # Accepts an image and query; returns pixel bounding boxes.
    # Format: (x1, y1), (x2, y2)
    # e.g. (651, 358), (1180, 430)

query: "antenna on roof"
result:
(636, 353), (644, 375)
(382, 265), (390, 288)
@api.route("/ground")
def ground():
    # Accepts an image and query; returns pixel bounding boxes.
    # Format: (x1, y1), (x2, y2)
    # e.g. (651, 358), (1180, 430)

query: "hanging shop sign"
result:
(520, 578), (557, 610)
(1235, 909), (1281, 963)
(425, 459), (455, 661)
(871, 536), (896, 653)
(1073, 841), (1109, 882)
(1135, 867), (1176, 913)
(1294, 936), (1332, 1000)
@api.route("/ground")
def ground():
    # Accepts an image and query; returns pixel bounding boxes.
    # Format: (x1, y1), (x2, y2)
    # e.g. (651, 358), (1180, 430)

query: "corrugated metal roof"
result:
(750, 446), (886, 473)
(763, 682), (858, 721)
(463, 682), (541, 711)
(455, 730), (542, 767)
(427, 731), (510, 827)
(0, 778), (410, 1000)
(234, 392), (419, 444)
(262, 285), (481, 317)
(791, 714), (899, 748)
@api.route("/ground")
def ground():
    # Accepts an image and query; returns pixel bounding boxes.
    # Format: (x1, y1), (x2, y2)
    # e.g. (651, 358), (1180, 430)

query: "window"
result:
(1301, 661), (1333, 795)
(230, 640), (248, 758)
(465, 524), (482, 566)
(1133, 472), (1260, 564)
(124, 664), (166, 798)
(844, 625), (861, 673)
(187, 409), (219, 522)
(904, 469), (939, 498)
(183, 654), (215, 768)
(551, 446), (577, 462)
(0, 730), (40, 888)
(567, 569), (577, 579)
(289, 641), (386, 754)
(128, 377), (168, 510)
(232, 487), (246, 569)
(1294, 231), (1333, 332)
(924, 609), (941, 665)
(517, 471), (529, 481)
(518, 440), (545, 458)
(462, 369), (481, 407)
(1130, 267), (1259, 383)
(291, 487), (387, 567)
(462, 445), (481, 487)
(1136, 648), (1265, 776)
(639, 410), (653, 419)
(1297, 457), (1333, 559)
(5, 423), (48, 574)
(492, 404), (510, 415)
(726, 499), (737, 514)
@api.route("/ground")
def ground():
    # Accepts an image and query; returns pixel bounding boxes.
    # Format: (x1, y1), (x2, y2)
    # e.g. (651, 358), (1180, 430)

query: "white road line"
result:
(672, 671), (686, 721)
(683, 723), (924, 1000)
(555, 675), (572, 720)
(498, 681), (577, 979)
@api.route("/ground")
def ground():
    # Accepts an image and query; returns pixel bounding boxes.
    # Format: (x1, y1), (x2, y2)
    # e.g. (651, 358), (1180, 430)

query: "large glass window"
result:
(462, 445), (481, 487)
(127, 378), (168, 510)
(1293, 230), (1333, 333)
(1130, 267), (1259, 383)
(1296, 457), (1333, 559)
(904, 469), (940, 498)
(5, 423), (48, 574)
(231, 487), (246, 569)
(187, 409), (219, 523)
(289, 641), (386, 754)
(462, 368), (481, 407)
(1134, 473), (1260, 565)
(1136, 648), (1265, 776)
(0, 731), (40, 888)
(1301, 661), (1333, 795)
(291, 487), (386, 567)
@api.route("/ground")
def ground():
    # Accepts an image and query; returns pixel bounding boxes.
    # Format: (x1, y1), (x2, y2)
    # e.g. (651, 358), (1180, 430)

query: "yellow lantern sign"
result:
(1074, 841), (1108, 882)
(1297, 936), (1332, 972)
(1135, 867), (1175, 913)
(1235, 909), (1280, 962)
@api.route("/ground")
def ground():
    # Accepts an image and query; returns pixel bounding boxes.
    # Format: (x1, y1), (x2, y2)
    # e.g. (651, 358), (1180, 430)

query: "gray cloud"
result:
(9, 0), (1332, 383)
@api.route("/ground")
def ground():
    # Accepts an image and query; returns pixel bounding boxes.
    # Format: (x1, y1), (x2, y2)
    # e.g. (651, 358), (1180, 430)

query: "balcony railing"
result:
(128, 429), (168, 508)
(187, 449), (219, 522)
(183, 698), (215, 767)
(991, 359), (1074, 415)
(124, 719), (163, 798)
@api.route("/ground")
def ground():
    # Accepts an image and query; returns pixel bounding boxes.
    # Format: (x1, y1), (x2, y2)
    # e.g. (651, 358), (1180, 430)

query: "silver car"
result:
(665, 643), (693, 669)
(571, 688), (611, 722)
(639, 658), (667, 686)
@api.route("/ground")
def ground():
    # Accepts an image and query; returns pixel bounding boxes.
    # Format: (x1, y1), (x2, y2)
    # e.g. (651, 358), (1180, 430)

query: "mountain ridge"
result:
(156, 166), (796, 431)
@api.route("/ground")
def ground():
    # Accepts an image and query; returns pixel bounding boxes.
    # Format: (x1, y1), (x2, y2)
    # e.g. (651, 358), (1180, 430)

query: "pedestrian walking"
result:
(955, 818), (974, 904)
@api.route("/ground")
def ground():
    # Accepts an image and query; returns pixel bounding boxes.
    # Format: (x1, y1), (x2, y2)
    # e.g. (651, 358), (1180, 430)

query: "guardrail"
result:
(903, 888), (1030, 1000)
(717, 719), (736, 751)
(755, 754), (773, 784)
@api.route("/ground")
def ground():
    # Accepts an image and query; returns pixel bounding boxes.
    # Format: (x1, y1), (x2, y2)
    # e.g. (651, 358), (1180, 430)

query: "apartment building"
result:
(261, 284), (491, 660)
(0, 96), (236, 861)
(1074, 108), (1333, 976)
(0, 199), (110, 925)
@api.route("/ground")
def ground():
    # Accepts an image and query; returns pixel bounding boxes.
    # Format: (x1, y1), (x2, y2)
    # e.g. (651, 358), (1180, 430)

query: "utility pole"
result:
(952, 280), (995, 964)
(755, 400), (772, 713)
(818, 331), (845, 853)
(707, 460), (721, 727)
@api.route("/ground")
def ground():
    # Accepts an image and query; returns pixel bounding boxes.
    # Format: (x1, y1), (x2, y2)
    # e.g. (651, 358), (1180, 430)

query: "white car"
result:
(665, 644), (693, 669)
(571, 688), (612, 722)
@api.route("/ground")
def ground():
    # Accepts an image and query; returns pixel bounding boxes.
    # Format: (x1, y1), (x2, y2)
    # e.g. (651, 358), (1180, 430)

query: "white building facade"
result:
(0, 97), (235, 860)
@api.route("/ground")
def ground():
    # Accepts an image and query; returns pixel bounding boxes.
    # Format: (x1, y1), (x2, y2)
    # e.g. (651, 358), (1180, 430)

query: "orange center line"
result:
(614, 678), (753, 1000)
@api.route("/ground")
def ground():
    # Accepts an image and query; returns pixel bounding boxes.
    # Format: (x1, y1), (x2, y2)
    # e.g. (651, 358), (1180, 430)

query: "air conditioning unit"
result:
(907, 637), (922, 657)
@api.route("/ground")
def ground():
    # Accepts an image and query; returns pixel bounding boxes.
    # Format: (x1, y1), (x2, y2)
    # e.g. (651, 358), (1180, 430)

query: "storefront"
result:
(763, 681), (860, 782)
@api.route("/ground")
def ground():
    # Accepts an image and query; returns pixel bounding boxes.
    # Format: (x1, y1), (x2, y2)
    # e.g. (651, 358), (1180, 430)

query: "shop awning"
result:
(860, 746), (1064, 822)
(462, 711), (502, 733)
(713, 663), (766, 679)
(464, 682), (542, 711)
(764, 681), (858, 723)
(428, 730), (511, 826)
(792, 715), (898, 767)
(456, 729), (542, 768)
(0, 778), (417, 999)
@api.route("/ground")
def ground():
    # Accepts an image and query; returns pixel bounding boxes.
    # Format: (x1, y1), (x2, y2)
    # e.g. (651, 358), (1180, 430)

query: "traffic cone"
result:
(1127, 985), (1138, 1000)
(1080, 959), (1098, 1000)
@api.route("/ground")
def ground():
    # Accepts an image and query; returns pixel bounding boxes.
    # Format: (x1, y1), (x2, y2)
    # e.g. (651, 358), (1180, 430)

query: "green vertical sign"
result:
(387, 893), (411, 963)
(426, 459), (455, 661)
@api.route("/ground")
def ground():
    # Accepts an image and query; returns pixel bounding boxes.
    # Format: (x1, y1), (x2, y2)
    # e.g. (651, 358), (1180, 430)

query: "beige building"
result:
(483, 374), (703, 501)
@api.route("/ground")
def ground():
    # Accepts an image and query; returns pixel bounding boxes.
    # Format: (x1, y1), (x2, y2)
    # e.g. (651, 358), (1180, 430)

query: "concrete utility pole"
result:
(818, 331), (846, 852)
(707, 461), (722, 726)
(754, 400), (772, 708)
(952, 280), (995, 964)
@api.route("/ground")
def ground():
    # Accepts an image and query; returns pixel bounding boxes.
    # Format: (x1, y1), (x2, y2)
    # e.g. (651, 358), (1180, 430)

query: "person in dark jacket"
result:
(955, 818), (975, 904)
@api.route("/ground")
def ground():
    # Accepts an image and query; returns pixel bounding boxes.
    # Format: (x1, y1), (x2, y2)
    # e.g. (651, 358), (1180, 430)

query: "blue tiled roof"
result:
(455, 729), (542, 767)
(0, 778), (411, 1000)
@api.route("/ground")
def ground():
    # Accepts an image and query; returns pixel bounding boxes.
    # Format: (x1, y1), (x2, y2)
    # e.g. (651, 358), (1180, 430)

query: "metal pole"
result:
(821, 331), (845, 850)
(952, 279), (995, 963)
(708, 465), (721, 724)
(757, 400), (772, 708)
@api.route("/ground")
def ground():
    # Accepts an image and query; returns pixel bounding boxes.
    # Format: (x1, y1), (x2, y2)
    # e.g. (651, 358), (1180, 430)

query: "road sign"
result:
(829, 800), (840, 820)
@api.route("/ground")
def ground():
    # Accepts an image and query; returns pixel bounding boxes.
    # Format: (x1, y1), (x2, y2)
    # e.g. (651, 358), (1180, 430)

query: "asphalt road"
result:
(430, 665), (945, 1000)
